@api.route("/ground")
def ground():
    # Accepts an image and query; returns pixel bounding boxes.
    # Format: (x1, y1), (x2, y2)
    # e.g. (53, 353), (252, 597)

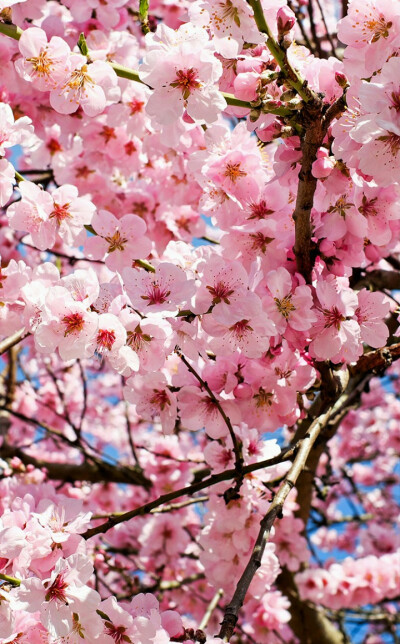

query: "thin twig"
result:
(176, 351), (244, 478)
(81, 445), (297, 539)
(0, 329), (29, 356)
(199, 589), (224, 631)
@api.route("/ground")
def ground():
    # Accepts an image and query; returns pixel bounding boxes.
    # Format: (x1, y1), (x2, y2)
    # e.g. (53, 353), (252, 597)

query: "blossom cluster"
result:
(0, 0), (400, 642)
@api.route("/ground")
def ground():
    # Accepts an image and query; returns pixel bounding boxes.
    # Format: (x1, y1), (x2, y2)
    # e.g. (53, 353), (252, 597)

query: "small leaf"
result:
(77, 33), (89, 57)
(139, 0), (149, 22)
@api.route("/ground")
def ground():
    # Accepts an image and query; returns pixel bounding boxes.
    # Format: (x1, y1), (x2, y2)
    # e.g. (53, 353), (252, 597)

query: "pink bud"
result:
(233, 383), (253, 399)
(335, 71), (348, 88)
(277, 6), (296, 35)
(312, 156), (335, 178)
(233, 72), (260, 102)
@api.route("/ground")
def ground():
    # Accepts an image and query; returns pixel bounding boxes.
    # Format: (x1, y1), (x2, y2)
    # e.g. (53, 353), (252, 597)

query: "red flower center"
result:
(170, 68), (201, 99)
(50, 202), (72, 225)
(62, 312), (85, 336)
(97, 329), (116, 352)
(45, 573), (68, 603)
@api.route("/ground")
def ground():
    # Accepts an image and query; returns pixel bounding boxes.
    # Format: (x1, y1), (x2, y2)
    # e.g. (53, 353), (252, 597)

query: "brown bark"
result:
(276, 568), (346, 644)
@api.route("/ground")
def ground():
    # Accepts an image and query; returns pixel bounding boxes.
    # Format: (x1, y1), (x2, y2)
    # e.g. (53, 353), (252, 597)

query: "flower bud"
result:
(277, 6), (296, 36)
(335, 71), (349, 88)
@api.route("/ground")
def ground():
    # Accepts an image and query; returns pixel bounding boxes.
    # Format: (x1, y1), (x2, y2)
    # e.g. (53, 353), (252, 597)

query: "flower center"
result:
(96, 329), (116, 352)
(27, 50), (53, 77)
(100, 126), (117, 143)
(141, 282), (171, 306)
(247, 199), (274, 220)
(254, 387), (273, 408)
(377, 131), (400, 156)
(105, 623), (130, 643)
(127, 325), (152, 352)
(62, 312), (85, 336)
(45, 573), (68, 603)
(328, 196), (353, 218)
(105, 230), (128, 253)
(75, 165), (95, 179)
(363, 13), (392, 42)
(50, 202), (72, 225)
(149, 389), (170, 411)
(358, 195), (378, 217)
(224, 162), (247, 183)
(275, 367), (293, 382)
(129, 99), (144, 114)
(66, 65), (95, 93)
(323, 306), (345, 329)
(390, 90), (400, 112)
(219, 0), (241, 27)
(47, 137), (62, 155)
(124, 141), (137, 156)
(229, 319), (252, 339)
(250, 232), (274, 254)
(170, 68), (201, 100)
(207, 281), (235, 305)
(274, 294), (296, 319)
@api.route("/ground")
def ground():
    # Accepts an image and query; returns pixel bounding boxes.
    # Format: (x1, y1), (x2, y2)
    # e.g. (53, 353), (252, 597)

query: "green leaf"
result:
(77, 33), (89, 57)
(139, 0), (149, 22)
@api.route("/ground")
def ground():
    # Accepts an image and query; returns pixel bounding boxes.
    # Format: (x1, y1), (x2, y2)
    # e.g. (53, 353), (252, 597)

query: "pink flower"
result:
(356, 289), (390, 348)
(7, 181), (56, 251)
(85, 210), (151, 273)
(139, 23), (226, 126)
(310, 280), (361, 363)
(12, 554), (101, 638)
(192, 253), (249, 314)
(202, 293), (276, 358)
(34, 286), (98, 361)
(207, 149), (262, 203)
(189, 0), (264, 58)
(15, 27), (71, 92)
(178, 384), (241, 439)
(100, 597), (134, 642)
(48, 184), (96, 246)
(124, 373), (178, 434)
(138, 514), (190, 560)
(34, 498), (92, 544)
(0, 159), (15, 207)
(7, 181), (95, 250)
(123, 263), (195, 316)
(87, 313), (127, 358)
(0, 102), (34, 156)
(312, 148), (336, 178)
(262, 267), (317, 335)
(277, 5), (296, 35)
(50, 54), (120, 117)
(66, 0), (127, 29)
(338, 0), (400, 76)
(119, 309), (168, 372)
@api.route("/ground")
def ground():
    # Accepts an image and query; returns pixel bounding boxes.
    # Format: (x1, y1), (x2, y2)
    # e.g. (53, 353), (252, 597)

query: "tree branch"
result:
(81, 445), (297, 539)
(0, 329), (29, 356)
(0, 443), (152, 488)
(247, 0), (319, 104)
(218, 401), (338, 640)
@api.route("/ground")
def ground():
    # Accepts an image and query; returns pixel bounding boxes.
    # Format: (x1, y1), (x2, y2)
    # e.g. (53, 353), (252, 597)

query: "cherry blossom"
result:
(123, 262), (195, 316)
(15, 27), (71, 91)
(0, 3), (399, 643)
(50, 54), (120, 116)
(139, 23), (226, 126)
(85, 210), (152, 273)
